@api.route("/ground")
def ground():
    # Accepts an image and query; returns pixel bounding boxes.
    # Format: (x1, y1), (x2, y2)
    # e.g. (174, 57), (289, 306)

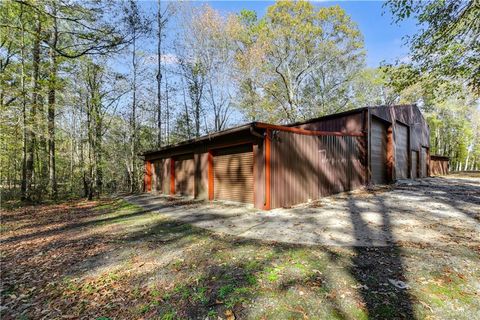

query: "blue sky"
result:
(149, 0), (419, 68)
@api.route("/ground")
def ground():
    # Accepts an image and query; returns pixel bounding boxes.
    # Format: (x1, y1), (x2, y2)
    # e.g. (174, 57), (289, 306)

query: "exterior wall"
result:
(430, 156), (449, 176)
(370, 105), (430, 180)
(194, 153), (208, 200)
(253, 143), (265, 209)
(270, 132), (365, 208)
(293, 110), (364, 134)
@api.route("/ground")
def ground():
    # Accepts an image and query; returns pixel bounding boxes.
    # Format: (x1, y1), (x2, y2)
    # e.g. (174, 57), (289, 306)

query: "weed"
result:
(218, 284), (235, 299)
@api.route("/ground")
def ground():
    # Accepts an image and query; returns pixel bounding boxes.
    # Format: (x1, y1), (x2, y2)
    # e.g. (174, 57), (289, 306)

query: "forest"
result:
(1, 0), (479, 202)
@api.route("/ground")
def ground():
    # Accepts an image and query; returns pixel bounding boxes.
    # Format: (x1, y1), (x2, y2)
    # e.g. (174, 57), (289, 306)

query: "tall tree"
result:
(385, 0), (480, 95)
(156, 0), (173, 147)
(123, 0), (150, 192)
(231, 2), (365, 122)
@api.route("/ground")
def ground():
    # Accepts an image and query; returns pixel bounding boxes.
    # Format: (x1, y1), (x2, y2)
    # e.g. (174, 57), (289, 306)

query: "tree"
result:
(122, 0), (150, 192)
(385, 0), (480, 95)
(230, 2), (365, 123)
(156, 0), (173, 147)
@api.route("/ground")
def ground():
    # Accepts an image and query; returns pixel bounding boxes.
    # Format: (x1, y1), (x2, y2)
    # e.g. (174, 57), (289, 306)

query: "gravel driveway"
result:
(126, 174), (480, 246)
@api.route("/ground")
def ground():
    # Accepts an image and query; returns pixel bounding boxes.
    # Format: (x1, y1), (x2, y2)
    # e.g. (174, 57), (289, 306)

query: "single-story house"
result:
(142, 104), (430, 210)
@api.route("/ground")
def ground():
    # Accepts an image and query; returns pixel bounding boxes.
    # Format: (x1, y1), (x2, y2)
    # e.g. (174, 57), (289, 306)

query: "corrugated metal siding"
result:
(371, 118), (388, 184)
(253, 143), (265, 209)
(421, 147), (428, 177)
(430, 156), (448, 176)
(295, 111), (364, 134)
(395, 123), (408, 179)
(411, 151), (418, 178)
(271, 132), (364, 208)
(194, 153), (208, 200)
(213, 145), (253, 203)
(175, 154), (194, 196)
(152, 159), (164, 193)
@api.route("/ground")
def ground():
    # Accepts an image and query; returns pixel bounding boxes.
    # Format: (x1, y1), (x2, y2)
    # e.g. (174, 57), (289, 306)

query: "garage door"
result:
(213, 144), (253, 204)
(371, 118), (388, 184)
(421, 147), (428, 177)
(411, 151), (418, 179)
(395, 122), (408, 179)
(174, 154), (194, 196)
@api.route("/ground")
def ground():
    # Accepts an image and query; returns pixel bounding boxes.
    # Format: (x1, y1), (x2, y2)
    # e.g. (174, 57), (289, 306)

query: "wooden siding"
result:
(213, 144), (253, 204)
(271, 132), (365, 208)
(395, 122), (409, 179)
(371, 118), (388, 184)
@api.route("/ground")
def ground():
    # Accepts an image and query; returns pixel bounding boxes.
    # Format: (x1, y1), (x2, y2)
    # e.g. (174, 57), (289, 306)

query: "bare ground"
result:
(1, 173), (479, 320)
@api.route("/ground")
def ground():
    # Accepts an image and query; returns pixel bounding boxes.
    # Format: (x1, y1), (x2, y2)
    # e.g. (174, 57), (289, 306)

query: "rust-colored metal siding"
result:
(430, 156), (449, 176)
(411, 151), (419, 178)
(395, 122), (409, 179)
(194, 153), (208, 200)
(371, 118), (388, 184)
(421, 147), (429, 177)
(271, 132), (365, 208)
(253, 143), (265, 209)
(294, 111), (364, 134)
(152, 159), (164, 193)
(213, 145), (253, 204)
(174, 154), (194, 196)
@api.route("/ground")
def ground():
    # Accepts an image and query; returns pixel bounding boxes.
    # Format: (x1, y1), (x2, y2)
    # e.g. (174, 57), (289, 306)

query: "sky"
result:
(142, 0), (420, 68)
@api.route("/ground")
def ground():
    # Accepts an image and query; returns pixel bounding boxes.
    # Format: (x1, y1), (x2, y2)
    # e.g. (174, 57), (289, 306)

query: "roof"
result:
(141, 122), (257, 156)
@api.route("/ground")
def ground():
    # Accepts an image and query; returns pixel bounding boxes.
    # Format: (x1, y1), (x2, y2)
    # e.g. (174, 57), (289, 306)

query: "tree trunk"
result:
(47, 8), (58, 199)
(130, 32), (137, 193)
(20, 5), (28, 200)
(25, 17), (42, 201)
(156, 0), (162, 147)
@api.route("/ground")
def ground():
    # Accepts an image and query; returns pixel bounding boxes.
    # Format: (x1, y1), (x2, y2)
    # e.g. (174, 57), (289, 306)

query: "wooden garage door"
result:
(213, 145), (253, 204)
(395, 122), (408, 179)
(152, 159), (163, 193)
(411, 151), (418, 179)
(421, 147), (428, 177)
(175, 154), (194, 196)
(371, 118), (388, 184)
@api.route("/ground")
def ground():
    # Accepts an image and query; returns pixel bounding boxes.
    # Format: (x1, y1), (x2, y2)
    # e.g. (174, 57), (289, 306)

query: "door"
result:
(174, 154), (194, 196)
(395, 122), (409, 179)
(421, 147), (428, 177)
(411, 151), (418, 179)
(371, 118), (388, 184)
(213, 144), (253, 204)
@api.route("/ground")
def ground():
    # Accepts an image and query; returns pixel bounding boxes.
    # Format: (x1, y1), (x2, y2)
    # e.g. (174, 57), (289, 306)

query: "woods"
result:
(1, 0), (479, 202)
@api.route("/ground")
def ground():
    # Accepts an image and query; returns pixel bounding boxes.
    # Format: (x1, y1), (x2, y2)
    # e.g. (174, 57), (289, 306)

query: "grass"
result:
(1, 196), (479, 319)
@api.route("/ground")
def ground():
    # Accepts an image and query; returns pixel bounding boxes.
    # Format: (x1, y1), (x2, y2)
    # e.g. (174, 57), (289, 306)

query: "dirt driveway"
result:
(126, 174), (480, 247)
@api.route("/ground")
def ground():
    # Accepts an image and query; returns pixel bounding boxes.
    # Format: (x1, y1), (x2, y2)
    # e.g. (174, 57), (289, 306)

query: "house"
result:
(142, 104), (430, 209)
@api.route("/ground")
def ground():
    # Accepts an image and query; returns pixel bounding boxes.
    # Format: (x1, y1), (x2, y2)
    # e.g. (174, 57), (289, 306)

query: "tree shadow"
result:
(345, 193), (416, 319)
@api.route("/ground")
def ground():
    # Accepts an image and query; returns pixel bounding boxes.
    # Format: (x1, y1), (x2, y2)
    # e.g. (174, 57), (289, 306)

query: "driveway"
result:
(125, 174), (480, 246)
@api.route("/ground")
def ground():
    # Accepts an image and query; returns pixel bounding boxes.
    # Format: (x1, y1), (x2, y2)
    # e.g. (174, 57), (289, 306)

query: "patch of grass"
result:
(218, 284), (235, 299)
(193, 286), (209, 304)
(173, 284), (191, 299)
(264, 266), (283, 282)
(160, 309), (177, 320)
